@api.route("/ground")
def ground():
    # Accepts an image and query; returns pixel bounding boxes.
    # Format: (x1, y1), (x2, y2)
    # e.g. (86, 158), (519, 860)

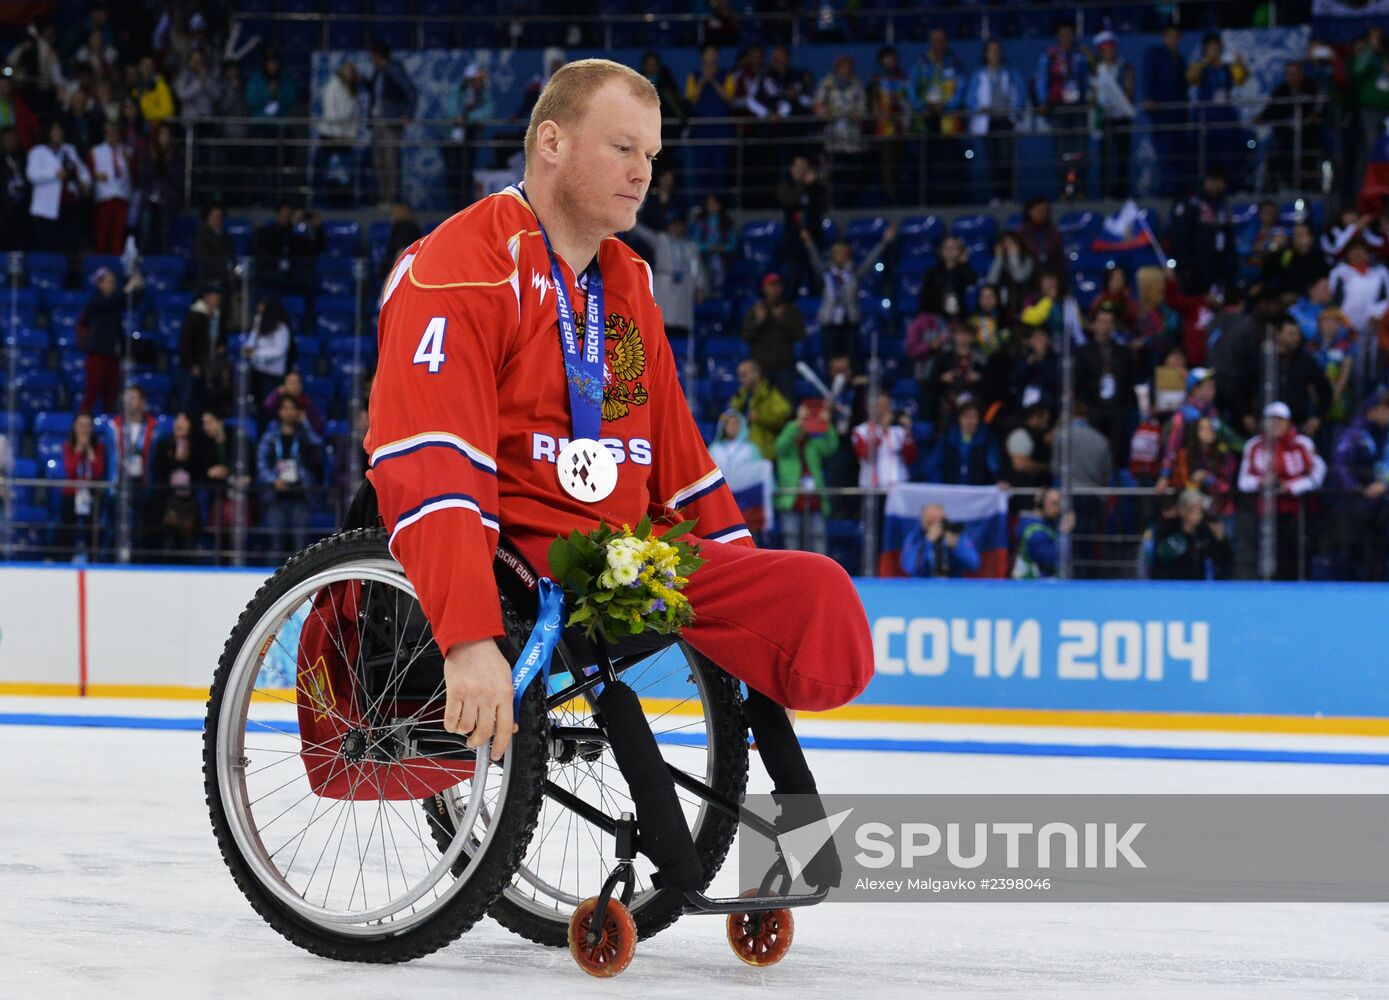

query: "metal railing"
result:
(231, 0), (1277, 50)
(172, 95), (1332, 212)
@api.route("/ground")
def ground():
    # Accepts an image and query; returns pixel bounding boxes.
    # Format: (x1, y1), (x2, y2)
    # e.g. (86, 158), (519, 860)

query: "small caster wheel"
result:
(568, 896), (637, 977)
(726, 889), (794, 967)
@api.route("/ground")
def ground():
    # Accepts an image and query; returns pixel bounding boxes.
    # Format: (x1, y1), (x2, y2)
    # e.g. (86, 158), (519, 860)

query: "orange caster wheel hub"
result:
(568, 896), (638, 977)
(726, 892), (795, 967)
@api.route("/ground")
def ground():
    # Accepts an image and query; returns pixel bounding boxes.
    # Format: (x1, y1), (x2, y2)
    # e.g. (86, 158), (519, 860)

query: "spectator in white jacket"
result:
(26, 119), (90, 253)
(317, 59), (361, 205)
(242, 297), (294, 406)
(88, 122), (132, 254)
(629, 212), (705, 342)
(1329, 238), (1389, 337)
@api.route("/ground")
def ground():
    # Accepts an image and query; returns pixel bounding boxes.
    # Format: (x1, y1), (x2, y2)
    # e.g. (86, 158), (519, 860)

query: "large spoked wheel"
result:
(203, 529), (548, 963)
(424, 619), (749, 947)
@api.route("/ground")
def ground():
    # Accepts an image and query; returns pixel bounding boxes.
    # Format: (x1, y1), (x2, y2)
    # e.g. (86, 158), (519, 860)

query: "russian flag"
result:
(879, 483), (1011, 578)
(725, 459), (774, 538)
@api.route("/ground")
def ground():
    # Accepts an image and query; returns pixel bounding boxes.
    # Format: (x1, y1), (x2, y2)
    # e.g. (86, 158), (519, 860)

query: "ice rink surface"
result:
(4, 696), (1389, 1000)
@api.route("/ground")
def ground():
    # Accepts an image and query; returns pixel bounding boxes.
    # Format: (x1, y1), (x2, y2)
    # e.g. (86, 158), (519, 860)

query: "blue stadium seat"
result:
(1073, 272), (1101, 311)
(33, 411), (73, 437)
(6, 287), (41, 318)
(315, 294), (357, 317)
(48, 306), (82, 349)
(81, 255), (122, 281)
(142, 255), (187, 293)
(57, 353), (86, 397)
(25, 262), (66, 293)
(4, 324), (50, 351)
(1280, 199), (1324, 229)
(156, 310), (184, 350)
(38, 434), (66, 479)
(740, 220), (783, 245)
(951, 214), (997, 246)
(703, 336), (744, 361)
(794, 295), (821, 326)
(845, 216), (888, 246)
(315, 311), (354, 338)
(0, 411), (26, 436)
(46, 288), (89, 313)
(898, 215), (942, 254)
(316, 270), (354, 298)
(293, 335), (321, 364)
(322, 220), (362, 259)
(154, 290), (194, 316)
(329, 336), (377, 361)
(14, 372), (60, 414)
(280, 295), (307, 326)
(225, 218), (254, 257)
(1058, 211), (1100, 239)
(171, 214), (198, 257)
(302, 375), (336, 405)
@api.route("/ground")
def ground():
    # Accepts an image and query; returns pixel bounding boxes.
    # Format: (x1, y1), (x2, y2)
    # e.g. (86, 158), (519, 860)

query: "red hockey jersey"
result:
(364, 186), (751, 656)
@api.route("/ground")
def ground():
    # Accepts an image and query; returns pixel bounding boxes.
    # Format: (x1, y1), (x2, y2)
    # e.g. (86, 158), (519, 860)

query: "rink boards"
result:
(0, 564), (1386, 734)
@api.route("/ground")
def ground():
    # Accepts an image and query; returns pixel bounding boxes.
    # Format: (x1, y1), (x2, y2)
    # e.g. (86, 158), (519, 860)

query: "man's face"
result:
(1164, 27), (1180, 51)
(1195, 378), (1217, 405)
(1277, 323), (1301, 354)
(552, 79), (660, 237)
(958, 408), (979, 437)
(1293, 225), (1313, 253)
(284, 371), (303, 396)
(920, 503), (943, 531)
(1179, 499), (1205, 531)
(1267, 416), (1290, 437)
(880, 50), (898, 73)
(202, 413), (219, 438)
(929, 30), (947, 57)
(1092, 313), (1115, 341)
(1309, 277), (1330, 304)
(1259, 202), (1277, 226)
(1203, 175), (1226, 200)
(279, 400), (299, 426)
(206, 291), (222, 312)
(97, 273), (116, 295)
(1370, 402), (1389, 428)
(736, 361), (759, 390)
(1286, 62), (1303, 87)
(828, 356), (851, 381)
(1349, 245), (1370, 268)
(940, 238), (962, 265)
(208, 207), (224, 230)
(873, 394), (892, 422)
(124, 389), (143, 417)
(1057, 26), (1074, 49)
(762, 277), (783, 304)
(1027, 408), (1050, 431)
(48, 123), (64, 148)
(1041, 490), (1062, 520)
(139, 57), (154, 79)
(770, 47), (788, 73)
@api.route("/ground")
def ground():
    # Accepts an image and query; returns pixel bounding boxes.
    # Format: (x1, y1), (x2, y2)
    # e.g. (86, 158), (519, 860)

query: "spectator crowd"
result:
(1, 5), (1388, 580)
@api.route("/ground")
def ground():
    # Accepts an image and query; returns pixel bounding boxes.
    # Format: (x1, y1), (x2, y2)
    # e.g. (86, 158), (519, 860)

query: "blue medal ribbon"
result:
(512, 578), (565, 711)
(518, 184), (605, 442)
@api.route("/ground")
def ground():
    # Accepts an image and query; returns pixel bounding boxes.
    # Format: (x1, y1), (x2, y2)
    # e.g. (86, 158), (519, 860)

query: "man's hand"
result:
(443, 638), (516, 762)
(1366, 481), (1387, 501)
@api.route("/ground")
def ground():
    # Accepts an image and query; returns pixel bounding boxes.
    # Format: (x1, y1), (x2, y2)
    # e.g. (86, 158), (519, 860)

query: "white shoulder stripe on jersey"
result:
(388, 498), (500, 558)
(370, 431), (497, 472)
(708, 527), (752, 543)
(381, 251), (416, 307)
(663, 467), (724, 509)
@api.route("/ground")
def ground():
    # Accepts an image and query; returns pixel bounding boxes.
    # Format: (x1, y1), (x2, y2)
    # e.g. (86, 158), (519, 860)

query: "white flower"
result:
(612, 562), (639, 586)
(598, 569), (618, 590)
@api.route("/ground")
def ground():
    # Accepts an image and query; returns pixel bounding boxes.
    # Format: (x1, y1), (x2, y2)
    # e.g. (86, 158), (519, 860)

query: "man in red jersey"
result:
(364, 60), (873, 790)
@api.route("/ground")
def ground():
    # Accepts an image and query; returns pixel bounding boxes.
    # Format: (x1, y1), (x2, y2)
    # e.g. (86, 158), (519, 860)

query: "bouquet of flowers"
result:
(546, 516), (706, 641)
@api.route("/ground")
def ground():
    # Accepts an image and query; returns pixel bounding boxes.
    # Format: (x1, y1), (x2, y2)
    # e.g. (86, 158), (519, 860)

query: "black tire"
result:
(203, 528), (549, 963)
(424, 642), (749, 947)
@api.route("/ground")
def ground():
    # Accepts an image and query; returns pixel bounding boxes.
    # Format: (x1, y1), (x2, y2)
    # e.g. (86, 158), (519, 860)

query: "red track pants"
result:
(511, 533), (874, 712)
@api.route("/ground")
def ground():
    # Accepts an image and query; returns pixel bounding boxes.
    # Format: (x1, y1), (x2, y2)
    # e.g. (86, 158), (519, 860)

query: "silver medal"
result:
(557, 438), (618, 503)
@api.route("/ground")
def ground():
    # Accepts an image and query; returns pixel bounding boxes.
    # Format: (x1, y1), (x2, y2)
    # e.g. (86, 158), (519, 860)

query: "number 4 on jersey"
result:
(413, 316), (447, 373)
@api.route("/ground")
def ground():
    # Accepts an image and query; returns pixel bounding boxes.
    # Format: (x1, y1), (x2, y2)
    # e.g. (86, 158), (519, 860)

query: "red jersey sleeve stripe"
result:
(704, 522), (751, 543)
(370, 431), (497, 473)
(389, 492), (500, 556)
(663, 468), (725, 509)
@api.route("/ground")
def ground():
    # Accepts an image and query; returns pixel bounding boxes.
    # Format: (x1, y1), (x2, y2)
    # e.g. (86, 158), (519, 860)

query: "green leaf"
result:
(593, 590), (614, 604)
(660, 518), (696, 542)
(548, 540), (575, 583)
(634, 516), (652, 540)
(567, 605), (594, 625)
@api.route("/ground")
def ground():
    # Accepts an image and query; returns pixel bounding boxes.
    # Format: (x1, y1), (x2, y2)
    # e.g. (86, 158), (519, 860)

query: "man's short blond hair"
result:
(523, 58), (659, 164)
